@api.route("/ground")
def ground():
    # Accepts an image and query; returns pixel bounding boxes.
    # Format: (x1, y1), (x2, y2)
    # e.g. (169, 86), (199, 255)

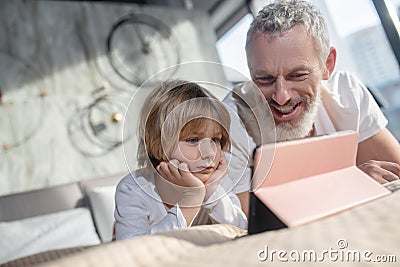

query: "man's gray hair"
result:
(246, 0), (330, 65)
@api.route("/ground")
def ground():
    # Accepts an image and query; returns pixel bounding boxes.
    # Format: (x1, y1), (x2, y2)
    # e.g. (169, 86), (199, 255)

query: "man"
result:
(222, 0), (400, 217)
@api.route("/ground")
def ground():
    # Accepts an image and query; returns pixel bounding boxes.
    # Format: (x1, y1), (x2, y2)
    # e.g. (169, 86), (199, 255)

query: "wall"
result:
(0, 0), (229, 196)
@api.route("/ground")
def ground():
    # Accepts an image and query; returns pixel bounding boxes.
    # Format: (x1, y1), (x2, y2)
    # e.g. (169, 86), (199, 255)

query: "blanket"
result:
(32, 184), (399, 267)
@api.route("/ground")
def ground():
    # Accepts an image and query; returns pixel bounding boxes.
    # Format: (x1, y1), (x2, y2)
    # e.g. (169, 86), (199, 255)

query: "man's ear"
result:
(322, 47), (337, 80)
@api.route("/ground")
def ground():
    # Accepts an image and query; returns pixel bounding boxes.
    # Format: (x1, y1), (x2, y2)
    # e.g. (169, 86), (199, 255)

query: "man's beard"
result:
(274, 90), (321, 142)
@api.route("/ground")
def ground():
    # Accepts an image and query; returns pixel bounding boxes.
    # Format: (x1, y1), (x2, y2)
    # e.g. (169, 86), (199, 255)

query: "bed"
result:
(0, 172), (126, 264)
(1, 179), (399, 266)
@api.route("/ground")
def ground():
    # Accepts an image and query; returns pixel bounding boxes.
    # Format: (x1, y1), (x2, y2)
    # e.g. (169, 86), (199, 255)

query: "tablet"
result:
(248, 131), (391, 234)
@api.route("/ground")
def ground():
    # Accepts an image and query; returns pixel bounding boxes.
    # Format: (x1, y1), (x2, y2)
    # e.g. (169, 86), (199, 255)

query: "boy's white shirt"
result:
(114, 168), (247, 240)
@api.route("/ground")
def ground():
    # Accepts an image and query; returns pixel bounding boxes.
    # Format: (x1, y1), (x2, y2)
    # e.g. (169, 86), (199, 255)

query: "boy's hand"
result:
(156, 160), (205, 207)
(157, 160), (204, 188)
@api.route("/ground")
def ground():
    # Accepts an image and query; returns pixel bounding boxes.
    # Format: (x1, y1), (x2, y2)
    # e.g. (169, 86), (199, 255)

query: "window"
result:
(216, 13), (253, 83)
(312, 0), (400, 140)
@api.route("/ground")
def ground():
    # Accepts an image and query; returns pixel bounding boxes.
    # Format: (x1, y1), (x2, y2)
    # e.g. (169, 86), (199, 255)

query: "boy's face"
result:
(170, 120), (223, 184)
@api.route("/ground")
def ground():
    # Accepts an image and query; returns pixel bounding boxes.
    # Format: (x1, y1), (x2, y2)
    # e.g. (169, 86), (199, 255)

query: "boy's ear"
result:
(322, 47), (337, 80)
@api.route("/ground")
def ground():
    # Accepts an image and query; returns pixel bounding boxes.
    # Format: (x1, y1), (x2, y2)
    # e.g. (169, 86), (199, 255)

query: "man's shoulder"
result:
(222, 83), (242, 104)
(222, 83), (243, 112)
(222, 89), (234, 104)
(324, 71), (364, 95)
(222, 81), (261, 107)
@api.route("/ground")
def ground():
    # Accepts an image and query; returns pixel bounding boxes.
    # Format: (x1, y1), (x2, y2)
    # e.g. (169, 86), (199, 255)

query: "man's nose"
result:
(199, 139), (216, 159)
(273, 76), (291, 105)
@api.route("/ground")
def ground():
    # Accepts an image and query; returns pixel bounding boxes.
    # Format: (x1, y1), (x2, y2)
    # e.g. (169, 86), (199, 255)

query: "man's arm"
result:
(357, 128), (400, 183)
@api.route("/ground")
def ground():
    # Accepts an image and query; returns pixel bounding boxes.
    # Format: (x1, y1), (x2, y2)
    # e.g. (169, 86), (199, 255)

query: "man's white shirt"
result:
(222, 71), (388, 195)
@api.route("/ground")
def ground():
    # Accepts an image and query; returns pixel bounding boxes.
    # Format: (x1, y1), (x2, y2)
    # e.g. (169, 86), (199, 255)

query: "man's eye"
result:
(288, 73), (308, 80)
(185, 138), (199, 144)
(254, 76), (275, 85)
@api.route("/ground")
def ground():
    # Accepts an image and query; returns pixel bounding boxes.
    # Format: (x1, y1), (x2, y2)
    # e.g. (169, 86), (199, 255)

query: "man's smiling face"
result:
(247, 24), (326, 141)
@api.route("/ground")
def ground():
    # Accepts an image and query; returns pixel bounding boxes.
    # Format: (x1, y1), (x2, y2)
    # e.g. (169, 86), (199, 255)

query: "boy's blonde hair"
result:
(137, 80), (231, 168)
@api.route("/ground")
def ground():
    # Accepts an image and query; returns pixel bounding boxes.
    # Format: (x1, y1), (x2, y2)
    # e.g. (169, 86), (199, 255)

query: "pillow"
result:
(87, 185), (116, 242)
(0, 207), (101, 264)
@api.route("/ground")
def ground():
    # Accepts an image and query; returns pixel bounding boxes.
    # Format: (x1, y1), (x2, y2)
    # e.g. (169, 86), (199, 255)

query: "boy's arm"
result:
(156, 161), (205, 226)
(114, 182), (189, 240)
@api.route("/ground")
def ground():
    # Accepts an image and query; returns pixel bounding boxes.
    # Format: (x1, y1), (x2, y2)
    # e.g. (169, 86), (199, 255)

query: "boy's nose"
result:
(199, 138), (216, 159)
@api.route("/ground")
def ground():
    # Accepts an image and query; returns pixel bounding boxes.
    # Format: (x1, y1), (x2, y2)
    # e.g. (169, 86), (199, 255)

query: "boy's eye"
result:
(185, 137), (199, 144)
(212, 137), (222, 144)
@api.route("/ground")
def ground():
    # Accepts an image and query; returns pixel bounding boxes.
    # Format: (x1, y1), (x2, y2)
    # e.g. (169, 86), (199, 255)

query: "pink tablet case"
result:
(250, 131), (391, 232)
